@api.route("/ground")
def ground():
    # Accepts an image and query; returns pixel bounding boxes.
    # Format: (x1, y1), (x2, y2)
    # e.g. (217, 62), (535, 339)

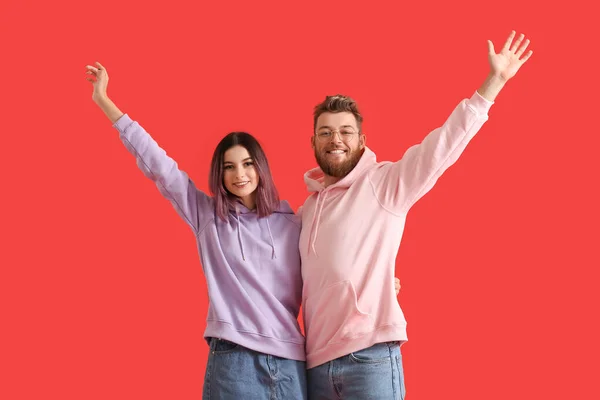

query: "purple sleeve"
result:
(114, 114), (213, 234)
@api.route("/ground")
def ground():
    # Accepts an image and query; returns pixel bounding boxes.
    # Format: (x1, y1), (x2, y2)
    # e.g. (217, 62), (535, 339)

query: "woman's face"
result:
(223, 145), (259, 209)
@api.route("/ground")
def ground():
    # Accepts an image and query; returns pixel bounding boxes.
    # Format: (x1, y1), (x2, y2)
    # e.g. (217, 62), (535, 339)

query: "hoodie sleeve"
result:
(369, 91), (493, 214)
(114, 114), (212, 234)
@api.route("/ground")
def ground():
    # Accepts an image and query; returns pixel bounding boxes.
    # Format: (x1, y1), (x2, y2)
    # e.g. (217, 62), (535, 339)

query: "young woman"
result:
(85, 61), (400, 399)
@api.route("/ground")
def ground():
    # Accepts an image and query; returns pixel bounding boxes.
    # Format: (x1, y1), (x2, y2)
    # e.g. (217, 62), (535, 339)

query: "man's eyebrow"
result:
(317, 125), (356, 130)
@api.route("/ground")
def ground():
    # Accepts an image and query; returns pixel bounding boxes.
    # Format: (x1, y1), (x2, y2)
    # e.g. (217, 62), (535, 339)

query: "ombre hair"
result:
(209, 132), (280, 221)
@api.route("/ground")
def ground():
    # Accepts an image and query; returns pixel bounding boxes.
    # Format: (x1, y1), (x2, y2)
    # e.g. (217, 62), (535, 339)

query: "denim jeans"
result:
(202, 338), (308, 400)
(307, 341), (406, 399)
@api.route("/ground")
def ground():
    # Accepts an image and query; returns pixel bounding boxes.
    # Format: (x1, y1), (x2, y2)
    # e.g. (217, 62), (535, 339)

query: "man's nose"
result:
(329, 130), (343, 143)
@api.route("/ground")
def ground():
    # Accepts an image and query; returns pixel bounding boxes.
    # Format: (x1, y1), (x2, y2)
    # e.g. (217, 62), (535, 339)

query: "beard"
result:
(314, 146), (363, 178)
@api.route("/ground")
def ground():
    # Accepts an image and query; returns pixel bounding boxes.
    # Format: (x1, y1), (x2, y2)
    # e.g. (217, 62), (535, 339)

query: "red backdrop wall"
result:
(1, 0), (598, 399)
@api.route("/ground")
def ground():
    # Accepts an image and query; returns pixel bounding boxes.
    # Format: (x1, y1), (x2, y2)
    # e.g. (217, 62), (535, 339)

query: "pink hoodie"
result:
(299, 90), (494, 368)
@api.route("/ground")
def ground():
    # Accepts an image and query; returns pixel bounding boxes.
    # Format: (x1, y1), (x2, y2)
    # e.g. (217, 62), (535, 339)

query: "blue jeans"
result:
(307, 341), (406, 399)
(202, 338), (308, 400)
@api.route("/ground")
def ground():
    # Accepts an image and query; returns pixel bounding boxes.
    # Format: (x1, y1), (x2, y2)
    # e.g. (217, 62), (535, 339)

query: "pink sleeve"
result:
(368, 91), (493, 214)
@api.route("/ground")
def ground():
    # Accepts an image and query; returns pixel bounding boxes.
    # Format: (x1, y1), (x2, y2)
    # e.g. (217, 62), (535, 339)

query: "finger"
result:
(86, 71), (95, 75)
(510, 33), (525, 53)
(515, 39), (530, 57)
(487, 40), (495, 55)
(520, 50), (533, 63)
(86, 65), (99, 73)
(95, 61), (105, 70)
(85, 77), (95, 82)
(501, 30), (516, 52)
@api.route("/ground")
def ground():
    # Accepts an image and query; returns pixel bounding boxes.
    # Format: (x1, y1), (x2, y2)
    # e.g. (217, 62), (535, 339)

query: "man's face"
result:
(312, 111), (366, 179)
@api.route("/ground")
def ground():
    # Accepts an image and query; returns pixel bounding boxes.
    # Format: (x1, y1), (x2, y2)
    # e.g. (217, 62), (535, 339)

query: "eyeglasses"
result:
(314, 129), (359, 143)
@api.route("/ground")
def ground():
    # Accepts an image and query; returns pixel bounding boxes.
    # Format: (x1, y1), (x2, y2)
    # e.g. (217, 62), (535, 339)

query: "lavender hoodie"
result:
(114, 114), (306, 361)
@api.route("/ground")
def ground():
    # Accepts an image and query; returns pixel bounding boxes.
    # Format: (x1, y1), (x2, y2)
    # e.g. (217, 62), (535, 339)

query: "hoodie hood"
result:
(304, 146), (378, 193)
(229, 200), (295, 261)
(303, 147), (378, 255)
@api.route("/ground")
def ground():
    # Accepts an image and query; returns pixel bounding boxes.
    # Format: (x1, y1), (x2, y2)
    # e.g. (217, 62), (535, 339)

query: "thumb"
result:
(487, 40), (495, 55)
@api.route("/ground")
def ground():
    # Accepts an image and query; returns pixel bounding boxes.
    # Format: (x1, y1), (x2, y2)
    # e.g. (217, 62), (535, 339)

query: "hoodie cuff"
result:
(113, 113), (134, 133)
(468, 90), (494, 116)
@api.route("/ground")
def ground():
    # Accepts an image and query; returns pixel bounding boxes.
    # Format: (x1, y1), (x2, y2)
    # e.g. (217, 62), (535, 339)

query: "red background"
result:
(1, 0), (598, 399)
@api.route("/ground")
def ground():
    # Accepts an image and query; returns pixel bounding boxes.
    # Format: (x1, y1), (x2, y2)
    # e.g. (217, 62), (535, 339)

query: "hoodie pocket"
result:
(304, 280), (376, 352)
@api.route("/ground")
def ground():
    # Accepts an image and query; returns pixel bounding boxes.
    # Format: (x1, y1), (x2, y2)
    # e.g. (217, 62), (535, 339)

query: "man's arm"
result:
(369, 31), (533, 214)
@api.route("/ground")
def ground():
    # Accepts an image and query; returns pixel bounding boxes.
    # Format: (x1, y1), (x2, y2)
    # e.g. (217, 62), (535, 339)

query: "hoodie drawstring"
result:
(265, 218), (277, 259)
(235, 213), (277, 261)
(235, 214), (246, 261)
(308, 190), (328, 256)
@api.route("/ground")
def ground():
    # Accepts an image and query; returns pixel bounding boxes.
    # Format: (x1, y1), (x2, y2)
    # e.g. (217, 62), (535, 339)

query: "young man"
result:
(299, 31), (533, 399)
